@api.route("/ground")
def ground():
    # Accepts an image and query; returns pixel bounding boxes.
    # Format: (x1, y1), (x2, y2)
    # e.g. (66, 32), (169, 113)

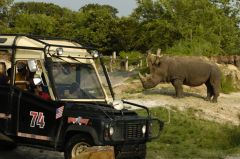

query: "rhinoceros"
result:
(139, 53), (221, 102)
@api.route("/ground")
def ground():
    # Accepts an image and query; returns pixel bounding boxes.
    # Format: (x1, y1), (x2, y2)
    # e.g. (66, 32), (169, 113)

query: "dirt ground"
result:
(115, 79), (240, 126)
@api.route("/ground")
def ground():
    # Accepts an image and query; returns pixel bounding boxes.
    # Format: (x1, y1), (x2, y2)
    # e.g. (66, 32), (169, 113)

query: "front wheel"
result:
(64, 134), (93, 159)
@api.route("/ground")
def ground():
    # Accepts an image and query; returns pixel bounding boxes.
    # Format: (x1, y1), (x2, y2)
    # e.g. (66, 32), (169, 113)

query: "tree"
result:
(131, 0), (181, 52)
(132, 0), (240, 55)
(165, 0), (240, 55)
(0, 0), (13, 33)
(74, 4), (119, 54)
(10, 2), (66, 18)
(112, 17), (139, 52)
(13, 13), (57, 36)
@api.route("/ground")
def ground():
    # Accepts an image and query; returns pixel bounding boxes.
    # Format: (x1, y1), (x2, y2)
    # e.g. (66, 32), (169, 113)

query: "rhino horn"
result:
(145, 73), (150, 78)
(139, 72), (146, 82)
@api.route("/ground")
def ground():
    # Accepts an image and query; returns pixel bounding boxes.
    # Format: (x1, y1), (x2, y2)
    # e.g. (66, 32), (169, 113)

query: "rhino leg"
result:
(172, 80), (184, 98)
(205, 81), (213, 101)
(211, 84), (220, 103)
(210, 70), (221, 103)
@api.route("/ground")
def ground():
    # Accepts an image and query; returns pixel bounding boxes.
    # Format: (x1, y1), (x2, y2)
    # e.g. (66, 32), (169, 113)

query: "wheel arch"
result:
(64, 125), (102, 147)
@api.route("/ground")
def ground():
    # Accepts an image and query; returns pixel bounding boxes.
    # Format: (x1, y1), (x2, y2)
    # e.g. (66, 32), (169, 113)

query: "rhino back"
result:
(166, 56), (219, 86)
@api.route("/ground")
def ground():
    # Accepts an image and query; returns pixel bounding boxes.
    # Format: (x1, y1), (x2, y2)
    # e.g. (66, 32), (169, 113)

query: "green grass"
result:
(137, 107), (240, 159)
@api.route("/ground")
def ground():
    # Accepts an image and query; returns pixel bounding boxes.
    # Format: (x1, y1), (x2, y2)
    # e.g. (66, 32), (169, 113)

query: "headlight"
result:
(142, 125), (146, 134)
(109, 127), (114, 136)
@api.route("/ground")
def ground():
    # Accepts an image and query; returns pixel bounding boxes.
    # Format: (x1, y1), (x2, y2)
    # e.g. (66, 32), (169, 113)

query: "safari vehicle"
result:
(0, 34), (163, 159)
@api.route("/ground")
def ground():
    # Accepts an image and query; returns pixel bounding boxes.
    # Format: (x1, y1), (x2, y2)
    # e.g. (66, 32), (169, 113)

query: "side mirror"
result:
(27, 60), (38, 72)
(33, 77), (42, 85)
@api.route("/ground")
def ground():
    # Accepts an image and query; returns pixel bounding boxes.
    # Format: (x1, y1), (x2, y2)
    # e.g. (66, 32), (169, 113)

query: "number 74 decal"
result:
(30, 111), (45, 129)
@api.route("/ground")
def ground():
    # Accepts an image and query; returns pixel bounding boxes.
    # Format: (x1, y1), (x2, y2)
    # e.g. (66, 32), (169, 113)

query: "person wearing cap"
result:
(15, 62), (30, 90)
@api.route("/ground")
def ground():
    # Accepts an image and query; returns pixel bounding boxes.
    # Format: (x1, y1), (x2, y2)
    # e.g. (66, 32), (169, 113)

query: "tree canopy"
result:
(1, 0), (239, 55)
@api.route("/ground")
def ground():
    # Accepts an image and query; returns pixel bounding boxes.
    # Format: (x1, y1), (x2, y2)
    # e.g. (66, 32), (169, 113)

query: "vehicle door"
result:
(11, 60), (63, 145)
(0, 60), (11, 133)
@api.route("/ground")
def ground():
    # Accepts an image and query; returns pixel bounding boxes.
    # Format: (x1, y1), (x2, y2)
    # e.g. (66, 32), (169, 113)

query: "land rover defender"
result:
(0, 34), (163, 159)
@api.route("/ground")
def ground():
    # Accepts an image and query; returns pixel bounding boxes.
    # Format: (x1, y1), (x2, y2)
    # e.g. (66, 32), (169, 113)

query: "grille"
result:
(126, 123), (143, 139)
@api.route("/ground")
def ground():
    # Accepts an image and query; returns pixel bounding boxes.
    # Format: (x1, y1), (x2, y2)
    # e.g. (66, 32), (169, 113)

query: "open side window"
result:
(0, 50), (11, 86)
(14, 60), (51, 100)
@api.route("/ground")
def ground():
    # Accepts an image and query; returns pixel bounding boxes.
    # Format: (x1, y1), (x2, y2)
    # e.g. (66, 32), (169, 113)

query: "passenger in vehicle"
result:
(0, 62), (8, 85)
(15, 62), (29, 90)
(33, 84), (51, 100)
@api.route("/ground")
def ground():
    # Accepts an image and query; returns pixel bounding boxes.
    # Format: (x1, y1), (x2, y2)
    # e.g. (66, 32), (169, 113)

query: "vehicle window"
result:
(14, 60), (51, 100)
(0, 50), (11, 85)
(52, 62), (105, 99)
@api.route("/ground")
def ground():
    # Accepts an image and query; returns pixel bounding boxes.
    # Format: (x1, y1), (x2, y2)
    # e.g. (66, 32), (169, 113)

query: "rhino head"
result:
(139, 72), (159, 89)
(139, 53), (164, 89)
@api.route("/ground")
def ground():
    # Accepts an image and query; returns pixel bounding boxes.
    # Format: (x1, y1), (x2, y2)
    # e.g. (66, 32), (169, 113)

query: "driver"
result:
(67, 82), (79, 98)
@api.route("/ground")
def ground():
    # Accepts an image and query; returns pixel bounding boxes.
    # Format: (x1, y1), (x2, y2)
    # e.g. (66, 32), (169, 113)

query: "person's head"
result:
(17, 62), (27, 75)
(0, 62), (6, 76)
(34, 84), (43, 94)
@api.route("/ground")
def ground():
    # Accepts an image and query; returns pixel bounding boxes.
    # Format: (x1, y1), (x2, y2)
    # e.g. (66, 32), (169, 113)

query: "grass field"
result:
(138, 107), (240, 159)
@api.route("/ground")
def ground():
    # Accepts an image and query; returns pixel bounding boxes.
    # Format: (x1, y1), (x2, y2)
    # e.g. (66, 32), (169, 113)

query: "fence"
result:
(102, 54), (146, 72)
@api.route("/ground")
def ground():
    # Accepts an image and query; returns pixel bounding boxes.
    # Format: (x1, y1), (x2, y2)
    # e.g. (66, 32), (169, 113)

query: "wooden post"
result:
(109, 56), (113, 72)
(113, 51), (116, 60)
(125, 56), (128, 71)
(112, 51), (116, 64)
(140, 57), (143, 68)
(157, 48), (161, 56)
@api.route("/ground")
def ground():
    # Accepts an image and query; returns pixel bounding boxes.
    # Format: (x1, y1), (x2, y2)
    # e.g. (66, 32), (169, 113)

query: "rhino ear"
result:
(147, 53), (154, 64)
(156, 48), (161, 56)
(154, 56), (161, 65)
(147, 50), (152, 55)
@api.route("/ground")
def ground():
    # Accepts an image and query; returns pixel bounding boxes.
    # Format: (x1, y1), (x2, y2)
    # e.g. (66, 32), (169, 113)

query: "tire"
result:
(64, 134), (93, 159)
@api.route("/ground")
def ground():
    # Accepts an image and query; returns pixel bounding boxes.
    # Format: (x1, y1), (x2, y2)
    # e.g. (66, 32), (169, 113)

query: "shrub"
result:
(221, 74), (236, 94)
(119, 51), (143, 65)
(166, 38), (223, 56)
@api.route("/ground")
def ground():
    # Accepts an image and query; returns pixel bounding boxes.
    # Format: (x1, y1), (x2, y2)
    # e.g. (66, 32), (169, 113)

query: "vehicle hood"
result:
(63, 102), (138, 119)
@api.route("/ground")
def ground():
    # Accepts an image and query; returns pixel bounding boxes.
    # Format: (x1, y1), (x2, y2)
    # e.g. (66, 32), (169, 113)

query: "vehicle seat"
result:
(15, 72), (29, 90)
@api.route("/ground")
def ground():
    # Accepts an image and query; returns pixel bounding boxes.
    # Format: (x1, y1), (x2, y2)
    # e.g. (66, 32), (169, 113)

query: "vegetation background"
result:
(0, 0), (239, 56)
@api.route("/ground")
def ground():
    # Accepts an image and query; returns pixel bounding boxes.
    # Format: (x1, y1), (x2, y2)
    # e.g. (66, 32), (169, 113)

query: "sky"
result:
(14, 0), (137, 17)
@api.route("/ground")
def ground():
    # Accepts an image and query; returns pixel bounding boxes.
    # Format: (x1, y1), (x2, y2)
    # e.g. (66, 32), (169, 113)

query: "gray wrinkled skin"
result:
(139, 54), (221, 102)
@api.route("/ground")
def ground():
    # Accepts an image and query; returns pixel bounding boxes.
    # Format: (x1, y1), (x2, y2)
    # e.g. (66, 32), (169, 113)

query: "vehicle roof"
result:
(0, 34), (91, 57)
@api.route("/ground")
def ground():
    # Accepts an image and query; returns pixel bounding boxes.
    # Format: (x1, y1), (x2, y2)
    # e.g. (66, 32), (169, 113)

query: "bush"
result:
(166, 38), (223, 56)
(221, 74), (237, 94)
(119, 51), (143, 65)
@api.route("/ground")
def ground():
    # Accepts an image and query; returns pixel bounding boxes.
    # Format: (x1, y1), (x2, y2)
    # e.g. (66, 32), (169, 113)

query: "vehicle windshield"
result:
(51, 62), (105, 99)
